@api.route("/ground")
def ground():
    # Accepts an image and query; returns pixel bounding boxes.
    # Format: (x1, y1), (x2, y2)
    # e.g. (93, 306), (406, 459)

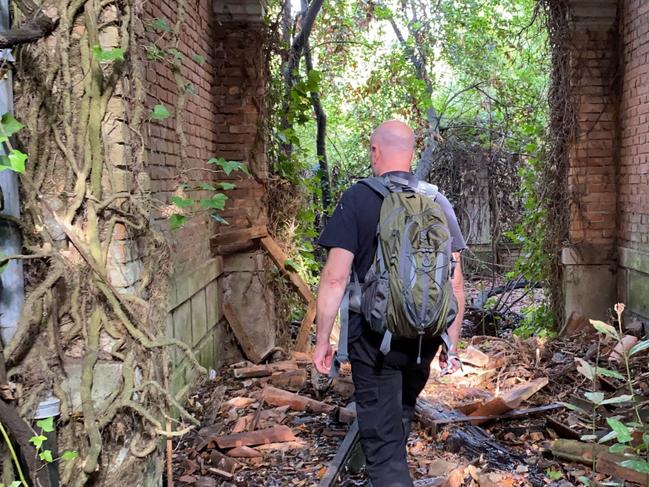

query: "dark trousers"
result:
(349, 334), (441, 487)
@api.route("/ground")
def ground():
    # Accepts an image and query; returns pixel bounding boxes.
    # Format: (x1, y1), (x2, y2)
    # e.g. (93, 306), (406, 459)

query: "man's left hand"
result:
(439, 350), (463, 375)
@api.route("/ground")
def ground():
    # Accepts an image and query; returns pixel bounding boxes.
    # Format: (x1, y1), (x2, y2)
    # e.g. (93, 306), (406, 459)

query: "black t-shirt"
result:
(318, 171), (467, 361)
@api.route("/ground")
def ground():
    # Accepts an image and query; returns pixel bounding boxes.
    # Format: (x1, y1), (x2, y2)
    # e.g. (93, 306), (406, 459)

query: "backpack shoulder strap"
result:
(414, 180), (439, 200)
(358, 177), (391, 198)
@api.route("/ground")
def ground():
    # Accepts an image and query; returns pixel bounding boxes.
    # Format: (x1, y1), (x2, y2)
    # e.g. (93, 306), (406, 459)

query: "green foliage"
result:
(39, 450), (54, 463)
(151, 104), (171, 121)
(169, 214), (188, 230)
(36, 416), (55, 433)
(192, 54), (206, 65)
(91, 45), (125, 62)
(545, 468), (563, 481)
(208, 157), (250, 176)
(151, 17), (172, 33)
(29, 434), (47, 448)
(0, 113), (24, 141)
(572, 308), (649, 478)
(513, 302), (555, 339)
(61, 450), (79, 461)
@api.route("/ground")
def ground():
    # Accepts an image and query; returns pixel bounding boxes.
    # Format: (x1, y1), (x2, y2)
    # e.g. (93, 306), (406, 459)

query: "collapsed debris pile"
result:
(171, 321), (648, 487)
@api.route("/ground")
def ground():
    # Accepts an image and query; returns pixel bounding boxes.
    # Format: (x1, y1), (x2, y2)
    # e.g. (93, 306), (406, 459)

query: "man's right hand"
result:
(312, 341), (334, 374)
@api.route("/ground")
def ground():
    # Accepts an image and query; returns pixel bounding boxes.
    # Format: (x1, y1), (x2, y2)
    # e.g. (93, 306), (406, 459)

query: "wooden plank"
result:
(211, 225), (267, 246)
(468, 378), (549, 425)
(233, 360), (299, 379)
(261, 385), (336, 413)
(260, 236), (314, 302)
(459, 346), (490, 368)
(223, 302), (263, 363)
(295, 300), (317, 353)
(431, 404), (562, 426)
(551, 439), (649, 485)
(215, 425), (296, 449)
(319, 420), (361, 487)
(270, 369), (308, 391)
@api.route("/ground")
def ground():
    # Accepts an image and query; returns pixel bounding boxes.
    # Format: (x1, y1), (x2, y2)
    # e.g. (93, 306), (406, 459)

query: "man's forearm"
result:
(315, 280), (347, 346)
(447, 286), (465, 353)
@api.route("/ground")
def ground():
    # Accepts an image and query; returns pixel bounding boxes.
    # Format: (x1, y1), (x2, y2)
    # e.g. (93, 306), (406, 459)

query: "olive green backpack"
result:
(336, 174), (456, 367)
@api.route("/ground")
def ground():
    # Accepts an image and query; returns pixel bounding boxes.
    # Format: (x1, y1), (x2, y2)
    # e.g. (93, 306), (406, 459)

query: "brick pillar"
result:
(562, 0), (619, 321)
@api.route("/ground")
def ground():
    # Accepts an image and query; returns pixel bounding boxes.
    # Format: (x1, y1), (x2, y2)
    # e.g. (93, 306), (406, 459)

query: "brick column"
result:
(562, 0), (619, 320)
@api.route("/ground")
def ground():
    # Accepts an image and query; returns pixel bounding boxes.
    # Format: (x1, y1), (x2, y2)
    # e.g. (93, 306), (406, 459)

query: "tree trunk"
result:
(304, 37), (331, 214)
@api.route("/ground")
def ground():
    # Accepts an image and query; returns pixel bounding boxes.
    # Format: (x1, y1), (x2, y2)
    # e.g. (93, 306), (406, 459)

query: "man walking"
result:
(313, 120), (466, 486)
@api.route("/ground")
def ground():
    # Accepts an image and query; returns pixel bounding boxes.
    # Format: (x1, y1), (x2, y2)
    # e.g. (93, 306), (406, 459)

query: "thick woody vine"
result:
(0, 1), (222, 485)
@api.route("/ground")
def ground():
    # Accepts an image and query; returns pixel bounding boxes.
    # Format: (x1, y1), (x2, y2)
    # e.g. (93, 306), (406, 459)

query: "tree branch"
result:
(0, 4), (59, 49)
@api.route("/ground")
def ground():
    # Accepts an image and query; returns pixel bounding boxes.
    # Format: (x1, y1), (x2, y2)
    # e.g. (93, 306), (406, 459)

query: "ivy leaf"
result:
(629, 339), (649, 357)
(167, 48), (183, 60)
(145, 44), (165, 61)
(199, 183), (216, 191)
(170, 196), (194, 209)
(600, 394), (633, 406)
(200, 193), (227, 210)
(590, 320), (619, 340)
(169, 214), (188, 230)
(584, 391), (605, 405)
(216, 182), (236, 190)
(39, 450), (53, 463)
(152, 18), (172, 33)
(185, 83), (197, 96)
(61, 450), (78, 461)
(606, 418), (632, 443)
(0, 149), (28, 173)
(36, 416), (55, 433)
(619, 459), (649, 474)
(207, 158), (249, 176)
(91, 45), (125, 62)
(210, 214), (229, 225)
(29, 434), (47, 449)
(284, 258), (300, 273)
(151, 104), (171, 121)
(0, 113), (24, 142)
(192, 54), (206, 65)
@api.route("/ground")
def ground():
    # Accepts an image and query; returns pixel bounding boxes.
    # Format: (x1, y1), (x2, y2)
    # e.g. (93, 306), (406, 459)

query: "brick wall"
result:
(561, 0), (619, 321)
(130, 0), (270, 388)
(618, 0), (649, 319)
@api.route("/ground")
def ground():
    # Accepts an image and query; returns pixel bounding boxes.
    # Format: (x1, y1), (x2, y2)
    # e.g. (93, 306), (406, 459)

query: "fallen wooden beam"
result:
(233, 360), (299, 379)
(468, 377), (548, 425)
(270, 369), (308, 391)
(416, 398), (545, 487)
(211, 225), (268, 247)
(550, 439), (649, 485)
(261, 385), (336, 413)
(215, 425), (296, 449)
(459, 346), (490, 368)
(431, 403), (562, 426)
(318, 419), (361, 487)
(295, 300), (317, 353)
(223, 303), (267, 364)
(260, 236), (314, 302)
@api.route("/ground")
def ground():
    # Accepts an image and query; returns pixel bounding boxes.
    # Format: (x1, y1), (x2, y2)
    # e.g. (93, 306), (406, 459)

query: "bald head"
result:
(370, 120), (415, 176)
